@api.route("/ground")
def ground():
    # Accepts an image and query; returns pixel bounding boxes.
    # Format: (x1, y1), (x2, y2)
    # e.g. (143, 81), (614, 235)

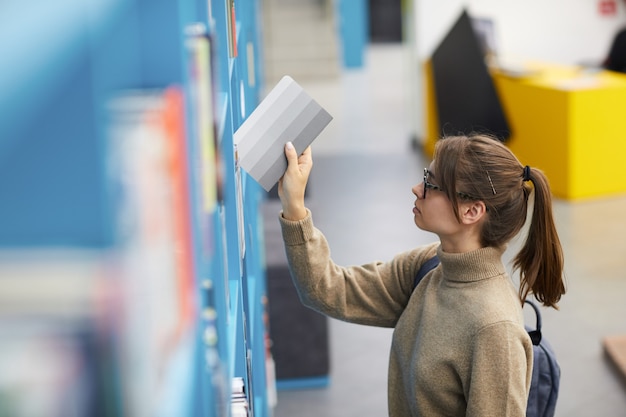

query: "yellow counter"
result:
(424, 61), (626, 200)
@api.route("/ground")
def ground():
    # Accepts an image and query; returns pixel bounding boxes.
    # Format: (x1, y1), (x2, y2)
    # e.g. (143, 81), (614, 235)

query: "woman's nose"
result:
(412, 183), (424, 199)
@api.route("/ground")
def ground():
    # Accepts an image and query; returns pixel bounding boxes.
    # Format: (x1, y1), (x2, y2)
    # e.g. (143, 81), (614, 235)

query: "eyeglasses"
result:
(423, 168), (482, 201)
(423, 168), (443, 199)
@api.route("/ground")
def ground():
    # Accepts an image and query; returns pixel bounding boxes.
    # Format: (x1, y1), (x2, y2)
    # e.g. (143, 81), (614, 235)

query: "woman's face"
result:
(411, 163), (462, 238)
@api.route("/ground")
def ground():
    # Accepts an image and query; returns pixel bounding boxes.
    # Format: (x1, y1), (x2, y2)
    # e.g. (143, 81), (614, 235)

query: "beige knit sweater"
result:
(279, 210), (533, 417)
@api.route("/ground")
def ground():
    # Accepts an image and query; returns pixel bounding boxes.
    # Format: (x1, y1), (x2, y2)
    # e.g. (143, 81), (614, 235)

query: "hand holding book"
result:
(278, 142), (311, 221)
(234, 76), (332, 192)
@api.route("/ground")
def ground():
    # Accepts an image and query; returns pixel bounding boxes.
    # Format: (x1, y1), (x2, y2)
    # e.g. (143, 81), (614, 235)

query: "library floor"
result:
(269, 44), (626, 417)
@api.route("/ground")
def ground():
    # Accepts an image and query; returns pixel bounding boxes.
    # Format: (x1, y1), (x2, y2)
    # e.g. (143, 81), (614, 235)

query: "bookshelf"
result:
(0, 1), (271, 417)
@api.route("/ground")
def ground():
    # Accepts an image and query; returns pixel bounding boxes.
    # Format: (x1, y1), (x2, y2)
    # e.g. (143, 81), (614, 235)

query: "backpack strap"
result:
(524, 299), (543, 346)
(413, 255), (440, 290)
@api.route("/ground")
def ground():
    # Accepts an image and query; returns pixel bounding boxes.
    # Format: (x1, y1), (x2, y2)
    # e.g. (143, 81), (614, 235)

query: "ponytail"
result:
(512, 167), (566, 309)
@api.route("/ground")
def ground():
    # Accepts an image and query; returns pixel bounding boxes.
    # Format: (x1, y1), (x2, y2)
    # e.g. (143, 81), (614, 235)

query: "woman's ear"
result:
(460, 201), (488, 225)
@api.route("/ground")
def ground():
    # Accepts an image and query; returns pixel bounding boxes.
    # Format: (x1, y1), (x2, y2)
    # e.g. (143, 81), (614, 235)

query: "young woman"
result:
(277, 134), (566, 416)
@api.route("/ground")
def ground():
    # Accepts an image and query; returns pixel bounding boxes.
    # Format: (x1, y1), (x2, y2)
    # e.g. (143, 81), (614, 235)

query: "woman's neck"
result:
(439, 230), (483, 254)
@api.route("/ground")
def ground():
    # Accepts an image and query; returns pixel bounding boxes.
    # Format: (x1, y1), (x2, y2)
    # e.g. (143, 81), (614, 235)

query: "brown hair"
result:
(433, 133), (565, 309)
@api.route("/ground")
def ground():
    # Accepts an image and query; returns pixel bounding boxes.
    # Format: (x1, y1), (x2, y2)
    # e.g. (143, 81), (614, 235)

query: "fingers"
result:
(300, 145), (312, 166)
(285, 142), (313, 172)
(285, 142), (298, 169)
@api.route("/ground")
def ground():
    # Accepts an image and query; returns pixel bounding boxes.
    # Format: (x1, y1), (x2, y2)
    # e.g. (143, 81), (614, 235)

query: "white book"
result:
(234, 75), (333, 192)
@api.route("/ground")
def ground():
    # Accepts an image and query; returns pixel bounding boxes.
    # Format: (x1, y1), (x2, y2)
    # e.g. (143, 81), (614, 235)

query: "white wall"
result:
(407, 0), (626, 139)
(414, 0), (626, 63)
(467, 0), (626, 65)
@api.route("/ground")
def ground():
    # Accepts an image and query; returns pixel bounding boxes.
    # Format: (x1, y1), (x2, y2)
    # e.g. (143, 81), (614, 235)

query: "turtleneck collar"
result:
(436, 245), (506, 283)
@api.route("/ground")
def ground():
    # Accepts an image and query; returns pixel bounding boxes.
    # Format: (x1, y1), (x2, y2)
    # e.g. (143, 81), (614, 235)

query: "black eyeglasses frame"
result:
(422, 168), (483, 202)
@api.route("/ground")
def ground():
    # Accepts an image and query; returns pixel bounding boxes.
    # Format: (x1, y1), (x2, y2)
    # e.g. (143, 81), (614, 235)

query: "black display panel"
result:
(431, 10), (510, 142)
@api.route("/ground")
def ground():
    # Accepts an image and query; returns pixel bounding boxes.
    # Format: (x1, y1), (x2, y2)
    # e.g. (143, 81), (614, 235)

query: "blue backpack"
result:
(413, 255), (560, 417)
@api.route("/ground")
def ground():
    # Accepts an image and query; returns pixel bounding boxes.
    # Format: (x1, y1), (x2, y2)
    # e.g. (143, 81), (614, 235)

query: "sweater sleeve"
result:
(279, 209), (438, 327)
(466, 321), (533, 417)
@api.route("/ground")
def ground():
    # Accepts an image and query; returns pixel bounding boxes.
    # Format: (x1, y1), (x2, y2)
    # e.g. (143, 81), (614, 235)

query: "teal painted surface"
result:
(0, 0), (271, 416)
(337, 0), (369, 68)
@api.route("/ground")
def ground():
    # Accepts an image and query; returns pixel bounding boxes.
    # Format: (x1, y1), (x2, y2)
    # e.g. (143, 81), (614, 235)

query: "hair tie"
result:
(523, 165), (531, 182)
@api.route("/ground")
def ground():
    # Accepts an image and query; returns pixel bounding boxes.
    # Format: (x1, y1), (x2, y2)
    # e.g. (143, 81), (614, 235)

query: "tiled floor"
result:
(270, 44), (626, 417)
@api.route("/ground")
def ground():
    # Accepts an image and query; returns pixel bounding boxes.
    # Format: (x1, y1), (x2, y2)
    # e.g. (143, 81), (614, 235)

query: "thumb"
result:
(285, 141), (298, 169)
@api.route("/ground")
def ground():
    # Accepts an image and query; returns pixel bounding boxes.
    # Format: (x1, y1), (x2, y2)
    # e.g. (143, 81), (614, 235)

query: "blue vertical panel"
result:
(0, 52), (99, 246)
(224, 59), (243, 287)
(210, 0), (230, 98)
(241, 0), (264, 98)
(237, 29), (258, 123)
(337, 0), (368, 68)
(0, 0), (125, 158)
(244, 178), (270, 416)
(0, 0), (142, 247)
(236, 19), (269, 414)
(178, 1), (232, 415)
(136, 0), (184, 87)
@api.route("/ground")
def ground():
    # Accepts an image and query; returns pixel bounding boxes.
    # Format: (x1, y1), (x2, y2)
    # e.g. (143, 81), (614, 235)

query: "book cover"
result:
(234, 75), (332, 192)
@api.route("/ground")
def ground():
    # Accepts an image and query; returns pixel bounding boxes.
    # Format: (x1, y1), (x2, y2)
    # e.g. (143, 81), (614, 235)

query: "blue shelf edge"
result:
(275, 376), (331, 391)
(228, 278), (241, 367)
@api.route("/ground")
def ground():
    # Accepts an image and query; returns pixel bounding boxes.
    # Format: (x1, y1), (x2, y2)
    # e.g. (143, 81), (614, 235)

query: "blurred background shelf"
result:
(0, 1), (272, 416)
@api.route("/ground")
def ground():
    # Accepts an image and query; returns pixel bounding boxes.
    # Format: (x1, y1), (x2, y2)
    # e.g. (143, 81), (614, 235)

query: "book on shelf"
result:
(227, 0), (238, 57)
(106, 86), (196, 417)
